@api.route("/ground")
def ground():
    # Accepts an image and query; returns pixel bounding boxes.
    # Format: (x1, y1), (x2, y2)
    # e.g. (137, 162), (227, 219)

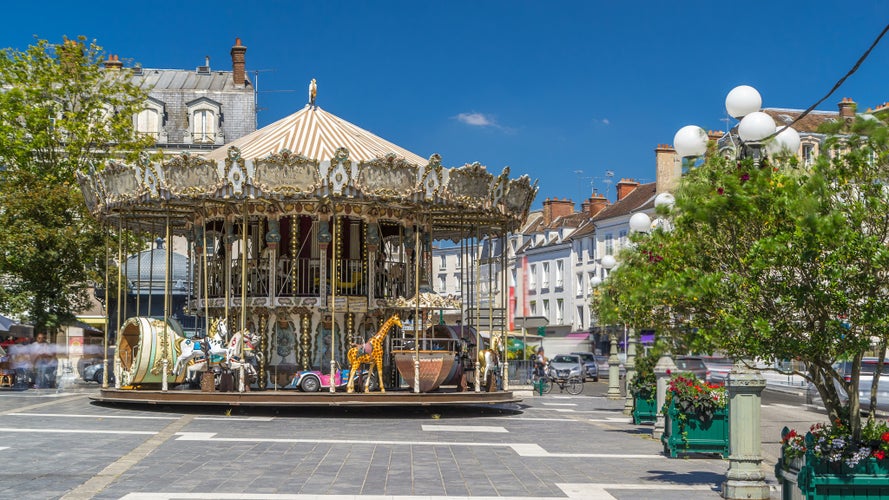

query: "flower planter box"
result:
(632, 394), (657, 425)
(777, 427), (889, 500)
(660, 400), (728, 457)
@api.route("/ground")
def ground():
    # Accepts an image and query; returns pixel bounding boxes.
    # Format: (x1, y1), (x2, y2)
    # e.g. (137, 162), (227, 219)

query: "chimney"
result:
(584, 191), (610, 217)
(103, 54), (123, 71)
(616, 179), (639, 201)
(838, 97), (856, 124)
(655, 144), (680, 194)
(231, 38), (247, 87)
(542, 198), (575, 225)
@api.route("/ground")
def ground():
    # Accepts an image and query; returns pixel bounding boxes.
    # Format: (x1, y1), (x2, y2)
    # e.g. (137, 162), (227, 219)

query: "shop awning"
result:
(566, 332), (590, 339)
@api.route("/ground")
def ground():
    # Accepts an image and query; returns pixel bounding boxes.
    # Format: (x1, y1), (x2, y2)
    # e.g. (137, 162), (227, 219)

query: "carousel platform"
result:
(91, 387), (521, 407)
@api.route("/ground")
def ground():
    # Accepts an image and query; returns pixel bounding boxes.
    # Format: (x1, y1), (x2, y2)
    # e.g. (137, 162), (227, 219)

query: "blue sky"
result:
(5, 1), (889, 208)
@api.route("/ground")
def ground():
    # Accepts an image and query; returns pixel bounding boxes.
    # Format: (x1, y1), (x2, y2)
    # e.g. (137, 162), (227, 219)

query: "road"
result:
(0, 381), (829, 499)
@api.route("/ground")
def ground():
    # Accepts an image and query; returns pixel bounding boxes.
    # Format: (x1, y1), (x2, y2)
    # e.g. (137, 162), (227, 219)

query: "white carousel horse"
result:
(173, 319), (228, 380)
(477, 337), (502, 392)
(225, 329), (262, 382)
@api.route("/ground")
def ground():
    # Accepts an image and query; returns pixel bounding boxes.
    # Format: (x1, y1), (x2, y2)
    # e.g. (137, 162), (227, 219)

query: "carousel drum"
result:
(117, 317), (187, 388)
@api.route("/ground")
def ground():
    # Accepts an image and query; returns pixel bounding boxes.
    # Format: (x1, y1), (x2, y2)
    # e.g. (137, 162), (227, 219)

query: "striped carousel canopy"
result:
(203, 104), (428, 165)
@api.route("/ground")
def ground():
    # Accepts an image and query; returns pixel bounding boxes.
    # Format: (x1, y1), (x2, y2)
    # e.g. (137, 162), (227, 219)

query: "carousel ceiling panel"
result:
(202, 105), (428, 166)
(102, 161), (143, 205)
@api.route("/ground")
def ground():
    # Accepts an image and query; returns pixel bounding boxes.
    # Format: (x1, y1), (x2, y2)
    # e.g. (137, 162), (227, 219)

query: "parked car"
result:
(593, 354), (626, 379)
(548, 354), (586, 381)
(571, 352), (599, 382)
(674, 356), (711, 382)
(807, 358), (889, 414)
(701, 357), (734, 385)
(82, 362), (114, 384)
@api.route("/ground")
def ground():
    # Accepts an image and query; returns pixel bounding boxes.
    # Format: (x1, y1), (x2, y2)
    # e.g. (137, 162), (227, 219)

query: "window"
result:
(530, 300), (537, 315)
(186, 97), (222, 145)
(576, 273), (583, 295)
(556, 260), (563, 287)
(542, 262), (550, 288)
(605, 234), (614, 256)
(619, 230), (628, 250)
(543, 299), (550, 319)
(803, 143), (815, 166)
(588, 238), (595, 261)
(437, 274), (446, 291)
(588, 272), (595, 293)
(454, 273), (461, 289)
(133, 97), (166, 141)
(556, 299), (563, 324)
(439, 254), (446, 269)
(529, 264), (537, 289)
(576, 306), (584, 329)
(510, 269), (517, 287)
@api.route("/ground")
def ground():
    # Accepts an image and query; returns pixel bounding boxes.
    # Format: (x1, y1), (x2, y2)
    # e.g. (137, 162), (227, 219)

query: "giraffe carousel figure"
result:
(347, 314), (402, 393)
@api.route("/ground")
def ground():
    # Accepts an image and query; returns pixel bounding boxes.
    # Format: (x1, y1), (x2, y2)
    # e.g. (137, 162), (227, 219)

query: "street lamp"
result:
(673, 84), (779, 500)
(599, 255), (623, 400)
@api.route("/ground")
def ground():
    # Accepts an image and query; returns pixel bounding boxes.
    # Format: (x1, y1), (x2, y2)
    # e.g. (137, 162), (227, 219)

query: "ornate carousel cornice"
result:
(77, 146), (538, 237)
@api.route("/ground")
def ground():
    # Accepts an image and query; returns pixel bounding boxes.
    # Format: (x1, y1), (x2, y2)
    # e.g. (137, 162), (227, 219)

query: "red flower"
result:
(717, 187), (725, 195)
(881, 431), (889, 443)
(875, 450), (886, 460)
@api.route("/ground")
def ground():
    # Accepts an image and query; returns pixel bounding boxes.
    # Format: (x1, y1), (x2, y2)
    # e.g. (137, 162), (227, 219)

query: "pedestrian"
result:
(31, 332), (57, 388)
(534, 347), (547, 378)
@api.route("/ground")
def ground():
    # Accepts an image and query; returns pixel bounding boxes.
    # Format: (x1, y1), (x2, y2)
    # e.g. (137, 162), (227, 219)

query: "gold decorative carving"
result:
(356, 153), (418, 198)
(165, 153), (224, 197)
(445, 162), (493, 207)
(254, 149), (321, 196)
(419, 154), (444, 199)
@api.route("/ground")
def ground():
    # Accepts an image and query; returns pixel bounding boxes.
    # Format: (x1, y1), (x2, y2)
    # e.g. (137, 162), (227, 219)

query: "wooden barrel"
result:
(116, 317), (186, 387)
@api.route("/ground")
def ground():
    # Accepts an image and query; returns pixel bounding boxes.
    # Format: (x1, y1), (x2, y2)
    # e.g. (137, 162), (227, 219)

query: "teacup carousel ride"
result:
(79, 87), (536, 406)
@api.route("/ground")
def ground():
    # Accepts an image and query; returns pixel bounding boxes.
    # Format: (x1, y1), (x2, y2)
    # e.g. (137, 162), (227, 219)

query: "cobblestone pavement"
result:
(0, 383), (744, 499)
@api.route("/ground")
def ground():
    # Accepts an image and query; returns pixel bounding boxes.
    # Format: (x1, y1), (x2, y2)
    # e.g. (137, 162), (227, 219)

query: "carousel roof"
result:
(203, 104), (428, 166)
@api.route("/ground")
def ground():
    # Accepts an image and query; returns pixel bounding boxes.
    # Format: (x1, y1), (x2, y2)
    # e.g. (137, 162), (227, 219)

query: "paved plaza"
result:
(0, 383), (771, 500)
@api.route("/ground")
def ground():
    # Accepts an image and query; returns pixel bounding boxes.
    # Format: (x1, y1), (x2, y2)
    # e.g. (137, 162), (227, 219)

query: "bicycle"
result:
(542, 365), (583, 395)
(531, 367), (552, 395)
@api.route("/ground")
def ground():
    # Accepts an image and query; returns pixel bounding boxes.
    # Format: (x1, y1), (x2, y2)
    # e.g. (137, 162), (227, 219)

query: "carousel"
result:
(78, 85), (536, 406)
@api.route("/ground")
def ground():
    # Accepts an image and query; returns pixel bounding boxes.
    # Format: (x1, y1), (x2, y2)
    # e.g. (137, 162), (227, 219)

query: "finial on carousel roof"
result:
(309, 78), (317, 107)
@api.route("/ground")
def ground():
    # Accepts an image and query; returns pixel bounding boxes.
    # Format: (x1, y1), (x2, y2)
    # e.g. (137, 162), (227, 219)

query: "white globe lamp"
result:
(725, 85), (762, 119)
(766, 126), (801, 156)
(601, 254), (617, 270)
(738, 111), (776, 142)
(629, 212), (652, 233)
(590, 276), (602, 288)
(654, 192), (675, 209)
(673, 125), (708, 158)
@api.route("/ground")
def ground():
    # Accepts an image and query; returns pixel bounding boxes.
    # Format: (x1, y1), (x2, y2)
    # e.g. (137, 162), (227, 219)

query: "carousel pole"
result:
(201, 215), (210, 335)
(330, 214), (338, 393)
(162, 210), (172, 392)
(474, 229), (481, 393)
(224, 219), (232, 338)
(133, 213), (140, 320)
(102, 222), (110, 389)
(413, 224), (421, 394)
(238, 203), (248, 392)
(501, 232), (509, 391)
(115, 216), (124, 389)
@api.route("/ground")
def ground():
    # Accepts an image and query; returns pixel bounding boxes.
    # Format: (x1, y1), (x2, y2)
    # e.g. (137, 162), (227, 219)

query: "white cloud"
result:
(456, 112), (496, 127)
(602, 118), (610, 125)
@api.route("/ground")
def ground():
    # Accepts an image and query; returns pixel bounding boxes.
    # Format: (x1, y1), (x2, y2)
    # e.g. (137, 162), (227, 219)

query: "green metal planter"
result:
(776, 427), (889, 500)
(632, 394), (657, 425)
(660, 400), (728, 457)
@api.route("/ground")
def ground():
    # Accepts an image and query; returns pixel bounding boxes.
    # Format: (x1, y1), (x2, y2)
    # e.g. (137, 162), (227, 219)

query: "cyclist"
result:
(533, 347), (547, 379)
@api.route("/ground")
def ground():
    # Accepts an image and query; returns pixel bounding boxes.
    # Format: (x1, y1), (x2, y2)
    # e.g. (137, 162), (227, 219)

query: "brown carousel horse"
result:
(346, 314), (402, 393)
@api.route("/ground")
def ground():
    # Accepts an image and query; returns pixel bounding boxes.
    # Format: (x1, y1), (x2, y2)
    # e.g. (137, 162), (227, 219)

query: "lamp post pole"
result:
(622, 326), (636, 415)
(673, 85), (790, 499)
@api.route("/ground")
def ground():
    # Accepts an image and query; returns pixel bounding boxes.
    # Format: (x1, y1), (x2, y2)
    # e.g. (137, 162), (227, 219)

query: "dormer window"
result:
(186, 97), (223, 145)
(134, 97), (166, 142)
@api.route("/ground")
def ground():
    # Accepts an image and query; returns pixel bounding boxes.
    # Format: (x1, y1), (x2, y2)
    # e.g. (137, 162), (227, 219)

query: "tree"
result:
(592, 119), (889, 439)
(0, 36), (153, 334)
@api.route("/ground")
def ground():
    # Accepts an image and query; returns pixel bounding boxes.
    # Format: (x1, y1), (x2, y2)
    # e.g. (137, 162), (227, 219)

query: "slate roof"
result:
(134, 69), (251, 92)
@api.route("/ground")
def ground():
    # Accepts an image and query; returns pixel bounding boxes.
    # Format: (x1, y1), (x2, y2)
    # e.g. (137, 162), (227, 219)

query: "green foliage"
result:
(628, 347), (661, 400)
(664, 373), (726, 422)
(592, 119), (889, 440)
(0, 36), (152, 332)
